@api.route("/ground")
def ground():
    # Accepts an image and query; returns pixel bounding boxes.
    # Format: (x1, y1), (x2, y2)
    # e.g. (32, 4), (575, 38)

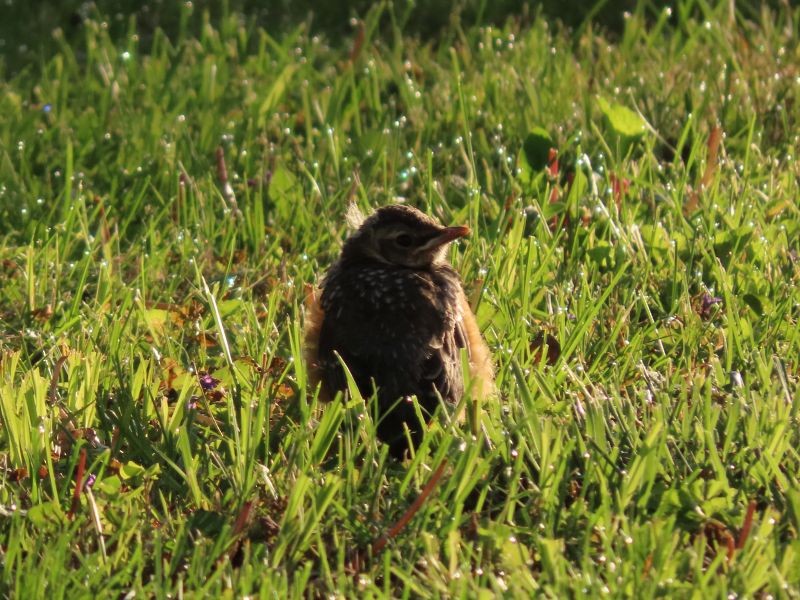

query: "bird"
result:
(303, 204), (493, 457)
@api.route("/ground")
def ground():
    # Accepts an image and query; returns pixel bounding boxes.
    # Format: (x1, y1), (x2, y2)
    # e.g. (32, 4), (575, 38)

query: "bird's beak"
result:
(428, 225), (470, 248)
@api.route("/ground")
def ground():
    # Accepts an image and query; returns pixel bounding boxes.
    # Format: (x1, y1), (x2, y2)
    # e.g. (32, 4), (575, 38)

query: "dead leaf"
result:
(531, 332), (561, 366)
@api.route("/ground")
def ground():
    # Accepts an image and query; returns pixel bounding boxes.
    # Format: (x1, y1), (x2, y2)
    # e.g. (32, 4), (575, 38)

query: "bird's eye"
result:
(395, 234), (413, 247)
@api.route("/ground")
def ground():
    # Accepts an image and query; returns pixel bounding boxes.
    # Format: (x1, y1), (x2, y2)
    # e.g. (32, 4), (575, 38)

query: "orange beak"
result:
(431, 225), (470, 247)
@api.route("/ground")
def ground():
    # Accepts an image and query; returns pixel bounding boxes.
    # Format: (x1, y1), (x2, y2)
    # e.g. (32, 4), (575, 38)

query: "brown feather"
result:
(302, 284), (329, 401)
(458, 290), (495, 400)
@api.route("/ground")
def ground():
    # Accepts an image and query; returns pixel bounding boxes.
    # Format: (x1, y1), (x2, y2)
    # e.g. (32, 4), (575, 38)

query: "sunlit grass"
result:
(1, 0), (799, 596)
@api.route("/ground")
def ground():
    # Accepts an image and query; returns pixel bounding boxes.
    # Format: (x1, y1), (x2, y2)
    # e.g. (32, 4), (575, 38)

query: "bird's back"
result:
(316, 261), (466, 451)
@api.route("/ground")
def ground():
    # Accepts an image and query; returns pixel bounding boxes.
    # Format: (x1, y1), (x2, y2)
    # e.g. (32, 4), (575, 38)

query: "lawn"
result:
(1, 0), (799, 596)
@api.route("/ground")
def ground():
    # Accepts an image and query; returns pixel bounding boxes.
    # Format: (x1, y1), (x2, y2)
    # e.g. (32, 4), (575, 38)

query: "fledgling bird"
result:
(304, 204), (493, 457)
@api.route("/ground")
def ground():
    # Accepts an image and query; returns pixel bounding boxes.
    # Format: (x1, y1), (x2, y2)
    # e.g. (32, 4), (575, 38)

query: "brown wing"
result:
(419, 313), (465, 407)
(303, 284), (331, 401)
(457, 289), (495, 400)
(416, 285), (495, 420)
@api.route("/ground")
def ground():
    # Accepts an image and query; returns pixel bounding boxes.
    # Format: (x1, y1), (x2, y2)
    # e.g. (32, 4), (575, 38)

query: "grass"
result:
(1, 0), (799, 596)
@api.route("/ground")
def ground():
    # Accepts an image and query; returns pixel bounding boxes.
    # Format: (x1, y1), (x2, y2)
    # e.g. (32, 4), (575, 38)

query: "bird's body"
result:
(304, 205), (493, 456)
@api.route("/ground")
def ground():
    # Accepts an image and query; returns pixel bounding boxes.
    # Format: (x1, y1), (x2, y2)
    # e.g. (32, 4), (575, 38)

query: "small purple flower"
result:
(84, 473), (96, 490)
(43, 103), (52, 113)
(700, 293), (722, 319)
(199, 373), (220, 391)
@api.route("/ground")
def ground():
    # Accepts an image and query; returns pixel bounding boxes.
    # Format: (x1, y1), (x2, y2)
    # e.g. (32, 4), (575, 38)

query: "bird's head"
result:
(341, 205), (470, 269)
